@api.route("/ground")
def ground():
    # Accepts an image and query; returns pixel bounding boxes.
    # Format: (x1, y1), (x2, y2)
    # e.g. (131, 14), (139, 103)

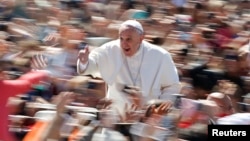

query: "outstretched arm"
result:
(40, 92), (75, 141)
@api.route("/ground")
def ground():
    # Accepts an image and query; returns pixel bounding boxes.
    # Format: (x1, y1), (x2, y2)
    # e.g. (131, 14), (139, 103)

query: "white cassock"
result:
(77, 40), (181, 115)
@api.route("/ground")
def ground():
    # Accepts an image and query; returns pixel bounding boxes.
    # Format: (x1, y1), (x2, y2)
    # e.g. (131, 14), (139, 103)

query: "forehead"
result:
(119, 26), (137, 35)
(66, 28), (83, 34)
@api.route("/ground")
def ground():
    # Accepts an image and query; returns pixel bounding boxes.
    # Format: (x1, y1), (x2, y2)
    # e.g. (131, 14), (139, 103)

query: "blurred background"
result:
(0, 0), (250, 141)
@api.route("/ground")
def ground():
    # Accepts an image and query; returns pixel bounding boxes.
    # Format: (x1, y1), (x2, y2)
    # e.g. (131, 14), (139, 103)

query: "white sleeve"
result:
(158, 52), (182, 101)
(76, 51), (100, 77)
(159, 83), (182, 101)
(77, 59), (88, 74)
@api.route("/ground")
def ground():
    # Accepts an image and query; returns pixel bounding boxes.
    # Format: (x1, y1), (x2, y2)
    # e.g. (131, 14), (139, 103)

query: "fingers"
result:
(123, 103), (140, 122)
(78, 47), (89, 64)
(124, 88), (142, 107)
(164, 101), (172, 110)
(96, 98), (113, 110)
(113, 107), (124, 122)
(85, 46), (89, 52)
(152, 101), (172, 115)
(43, 33), (59, 43)
(127, 104), (138, 114)
(54, 92), (75, 114)
(131, 104), (138, 111)
(58, 92), (75, 105)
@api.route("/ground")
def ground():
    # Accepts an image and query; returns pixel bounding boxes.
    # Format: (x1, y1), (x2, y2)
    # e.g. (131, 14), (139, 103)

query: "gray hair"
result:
(119, 20), (144, 35)
(119, 24), (144, 35)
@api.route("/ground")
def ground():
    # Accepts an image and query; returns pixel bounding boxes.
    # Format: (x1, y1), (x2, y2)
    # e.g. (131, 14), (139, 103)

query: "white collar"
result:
(128, 43), (144, 59)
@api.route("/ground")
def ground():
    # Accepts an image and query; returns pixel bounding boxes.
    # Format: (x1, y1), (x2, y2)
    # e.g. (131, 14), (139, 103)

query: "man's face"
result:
(64, 27), (85, 49)
(119, 27), (143, 57)
(224, 58), (239, 73)
(65, 28), (85, 41)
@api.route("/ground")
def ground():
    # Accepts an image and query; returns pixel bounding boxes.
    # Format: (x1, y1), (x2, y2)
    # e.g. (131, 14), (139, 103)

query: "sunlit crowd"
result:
(0, 0), (250, 141)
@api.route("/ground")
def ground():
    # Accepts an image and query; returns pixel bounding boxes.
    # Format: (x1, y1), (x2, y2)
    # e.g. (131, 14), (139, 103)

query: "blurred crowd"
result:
(0, 0), (250, 141)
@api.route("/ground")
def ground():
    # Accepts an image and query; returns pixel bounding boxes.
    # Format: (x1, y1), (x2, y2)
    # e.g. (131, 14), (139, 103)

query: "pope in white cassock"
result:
(77, 20), (181, 115)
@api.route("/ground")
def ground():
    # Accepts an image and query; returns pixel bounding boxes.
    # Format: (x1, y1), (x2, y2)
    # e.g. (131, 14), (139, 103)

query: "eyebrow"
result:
(119, 34), (133, 39)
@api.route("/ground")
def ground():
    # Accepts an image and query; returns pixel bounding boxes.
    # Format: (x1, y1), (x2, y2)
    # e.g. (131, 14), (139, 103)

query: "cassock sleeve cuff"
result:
(77, 59), (88, 74)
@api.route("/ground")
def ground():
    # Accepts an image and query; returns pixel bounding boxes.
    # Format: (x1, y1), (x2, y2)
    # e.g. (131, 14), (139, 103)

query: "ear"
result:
(140, 33), (145, 42)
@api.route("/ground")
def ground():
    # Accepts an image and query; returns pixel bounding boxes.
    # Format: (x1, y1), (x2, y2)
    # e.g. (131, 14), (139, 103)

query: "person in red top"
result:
(18, 70), (49, 85)
(0, 60), (48, 141)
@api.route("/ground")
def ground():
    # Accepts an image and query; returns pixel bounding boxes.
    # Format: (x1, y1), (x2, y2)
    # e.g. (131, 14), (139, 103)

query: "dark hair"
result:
(195, 3), (203, 9)
(207, 13), (215, 19)
(241, 0), (249, 3)
(224, 54), (239, 61)
(60, 0), (82, 9)
(0, 60), (13, 72)
(0, 24), (8, 32)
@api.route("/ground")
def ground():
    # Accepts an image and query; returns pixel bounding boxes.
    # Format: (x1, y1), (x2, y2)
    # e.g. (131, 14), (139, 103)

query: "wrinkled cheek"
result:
(121, 42), (128, 49)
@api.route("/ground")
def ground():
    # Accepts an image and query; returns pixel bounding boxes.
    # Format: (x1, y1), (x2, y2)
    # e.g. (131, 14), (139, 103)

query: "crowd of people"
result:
(0, 0), (250, 141)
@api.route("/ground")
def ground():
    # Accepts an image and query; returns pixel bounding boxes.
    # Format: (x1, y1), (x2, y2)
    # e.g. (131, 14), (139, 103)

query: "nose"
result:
(121, 40), (128, 48)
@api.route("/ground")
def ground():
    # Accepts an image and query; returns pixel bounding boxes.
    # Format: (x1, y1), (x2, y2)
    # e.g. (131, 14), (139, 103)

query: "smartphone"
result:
(78, 42), (88, 50)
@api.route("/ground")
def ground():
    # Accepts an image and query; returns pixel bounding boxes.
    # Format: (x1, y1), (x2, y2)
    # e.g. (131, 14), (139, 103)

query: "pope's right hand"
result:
(78, 47), (89, 64)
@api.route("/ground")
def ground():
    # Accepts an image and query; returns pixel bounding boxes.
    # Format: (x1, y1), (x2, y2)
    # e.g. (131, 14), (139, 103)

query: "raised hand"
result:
(118, 103), (144, 123)
(123, 85), (143, 108)
(53, 92), (75, 116)
(78, 46), (89, 64)
(146, 100), (173, 116)
(96, 98), (113, 110)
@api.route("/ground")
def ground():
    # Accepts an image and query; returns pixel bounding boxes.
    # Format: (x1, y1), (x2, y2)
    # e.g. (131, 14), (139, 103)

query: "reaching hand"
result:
(142, 100), (172, 126)
(119, 103), (144, 123)
(147, 100), (173, 116)
(96, 98), (113, 110)
(123, 86), (143, 108)
(125, 104), (138, 122)
(43, 32), (60, 46)
(53, 92), (75, 116)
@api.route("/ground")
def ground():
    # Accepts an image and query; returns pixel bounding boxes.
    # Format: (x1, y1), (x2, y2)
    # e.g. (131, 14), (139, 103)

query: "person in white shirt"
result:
(44, 26), (85, 78)
(77, 20), (181, 115)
